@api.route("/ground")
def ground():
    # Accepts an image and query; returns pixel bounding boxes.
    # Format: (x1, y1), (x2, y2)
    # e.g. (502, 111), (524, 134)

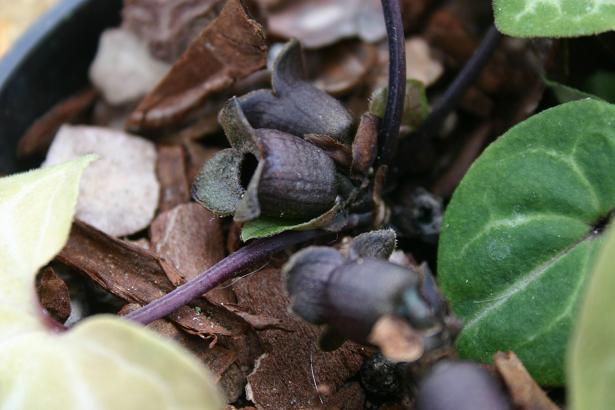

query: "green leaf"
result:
(0, 158), (224, 409)
(544, 78), (602, 104)
(569, 224), (615, 410)
(369, 79), (430, 131)
(438, 99), (615, 385)
(241, 203), (342, 241)
(0, 156), (95, 323)
(494, 0), (615, 37)
(241, 217), (305, 241)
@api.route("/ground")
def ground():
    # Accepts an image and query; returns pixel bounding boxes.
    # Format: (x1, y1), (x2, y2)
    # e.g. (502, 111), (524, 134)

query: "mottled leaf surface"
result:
(494, 0), (615, 37)
(569, 225), (615, 410)
(438, 99), (615, 385)
(0, 158), (223, 409)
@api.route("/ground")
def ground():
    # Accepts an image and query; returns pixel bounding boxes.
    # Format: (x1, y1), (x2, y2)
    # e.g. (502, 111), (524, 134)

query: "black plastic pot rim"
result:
(0, 0), (90, 92)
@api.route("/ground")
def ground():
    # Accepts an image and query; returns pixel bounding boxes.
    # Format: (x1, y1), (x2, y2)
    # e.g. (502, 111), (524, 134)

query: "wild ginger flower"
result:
(192, 98), (339, 222)
(283, 229), (442, 358)
(238, 39), (353, 143)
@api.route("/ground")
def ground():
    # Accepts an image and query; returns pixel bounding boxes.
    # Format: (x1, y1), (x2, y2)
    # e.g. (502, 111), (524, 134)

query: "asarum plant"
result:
(191, 42), (384, 241)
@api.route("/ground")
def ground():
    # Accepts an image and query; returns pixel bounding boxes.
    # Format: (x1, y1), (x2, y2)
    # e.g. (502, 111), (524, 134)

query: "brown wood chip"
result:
(151, 203), (224, 282)
(323, 382), (366, 409)
(493, 351), (559, 410)
(156, 145), (191, 213)
(127, 0), (267, 132)
(150, 203), (233, 305)
(234, 268), (367, 409)
(122, 0), (226, 63)
(56, 220), (244, 338)
(17, 88), (97, 158)
(312, 41), (378, 96)
(36, 266), (71, 323)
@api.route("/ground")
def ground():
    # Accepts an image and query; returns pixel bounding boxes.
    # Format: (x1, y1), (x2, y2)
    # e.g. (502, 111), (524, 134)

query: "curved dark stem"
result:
(127, 213), (371, 325)
(417, 24), (501, 137)
(378, 0), (406, 168)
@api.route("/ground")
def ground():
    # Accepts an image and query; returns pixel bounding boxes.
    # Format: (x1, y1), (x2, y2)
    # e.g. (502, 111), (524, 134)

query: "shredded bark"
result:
(127, 0), (267, 132)
(17, 88), (97, 158)
(122, 0), (226, 63)
(493, 351), (559, 410)
(311, 41), (378, 96)
(155, 145), (191, 213)
(323, 382), (366, 409)
(56, 221), (243, 338)
(150, 203), (233, 305)
(151, 203), (224, 281)
(234, 268), (367, 409)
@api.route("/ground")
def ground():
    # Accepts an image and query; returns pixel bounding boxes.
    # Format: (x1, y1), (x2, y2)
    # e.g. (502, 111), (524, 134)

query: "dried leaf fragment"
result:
(494, 351), (559, 410)
(43, 125), (160, 237)
(405, 37), (443, 86)
(127, 0), (267, 132)
(312, 41), (378, 96)
(122, 0), (226, 62)
(368, 315), (424, 363)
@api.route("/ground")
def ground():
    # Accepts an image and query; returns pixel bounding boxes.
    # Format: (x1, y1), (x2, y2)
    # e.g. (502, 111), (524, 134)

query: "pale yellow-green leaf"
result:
(0, 159), (224, 410)
(568, 223), (615, 410)
(0, 156), (94, 332)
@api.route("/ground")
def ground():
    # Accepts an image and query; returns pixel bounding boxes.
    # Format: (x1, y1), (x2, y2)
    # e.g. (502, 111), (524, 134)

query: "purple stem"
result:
(378, 0), (406, 168)
(127, 214), (370, 324)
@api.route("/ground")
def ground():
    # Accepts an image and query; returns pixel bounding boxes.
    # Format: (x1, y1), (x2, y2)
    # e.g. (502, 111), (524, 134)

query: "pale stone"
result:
(89, 28), (170, 105)
(43, 125), (160, 236)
